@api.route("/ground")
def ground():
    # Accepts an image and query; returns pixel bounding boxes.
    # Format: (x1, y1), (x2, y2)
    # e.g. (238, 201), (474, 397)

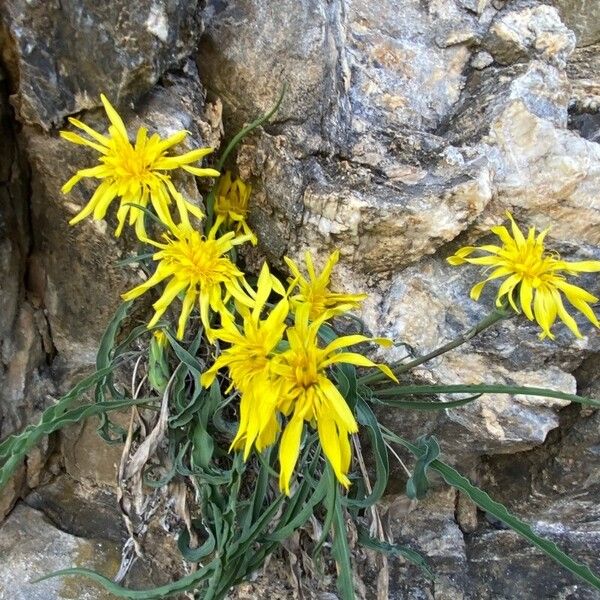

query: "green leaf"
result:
(375, 384), (600, 408)
(177, 524), (216, 562)
(357, 526), (434, 580)
(385, 429), (600, 593)
(344, 398), (389, 510)
(94, 301), (132, 443)
(216, 85), (285, 172)
(332, 500), (355, 600)
(191, 419), (214, 470)
(205, 85), (286, 232)
(266, 450), (327, 542)
(96, 301), (132, 375)
(0, 367), (131, 490)
(165, 331), (203, 376)
(313, 465), (337, 559)
(34, 560), (218, 599)
(336, 363), (358, 410)
(115, 252), (155, 267)
(406, 436), (440, 500)
(373, 394), (483, 411)
(121, 202), (166, 227)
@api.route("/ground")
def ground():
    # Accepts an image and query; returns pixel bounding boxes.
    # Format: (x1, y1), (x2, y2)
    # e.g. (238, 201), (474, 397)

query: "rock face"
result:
(199, 0), (600, 464)
(2, 0), (203, 129)
(0, 503), (122, 600)
(0, 1), (599, 599)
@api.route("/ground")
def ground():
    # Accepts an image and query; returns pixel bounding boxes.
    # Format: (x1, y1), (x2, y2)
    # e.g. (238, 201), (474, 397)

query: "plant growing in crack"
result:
(1, 89), (599, 599)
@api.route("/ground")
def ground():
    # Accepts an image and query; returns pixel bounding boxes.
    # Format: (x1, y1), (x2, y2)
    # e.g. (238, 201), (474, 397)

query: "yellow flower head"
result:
(448, 212), (600, 339)
(122, 223), (254, 340)
(61, 94), (219, 239)
(284, 250), (367, 320)
(214, 172), (257, 245)
(201, 263), (289, 458)
(152, 329), (168, 348)
(272, 304), (396, 495)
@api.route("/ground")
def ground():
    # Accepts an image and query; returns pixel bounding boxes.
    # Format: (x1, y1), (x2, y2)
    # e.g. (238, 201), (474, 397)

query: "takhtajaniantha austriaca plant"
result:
(1, 90), (599, 599)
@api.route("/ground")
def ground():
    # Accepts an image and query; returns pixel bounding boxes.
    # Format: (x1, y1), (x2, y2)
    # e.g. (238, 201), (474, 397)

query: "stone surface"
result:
(550, 0), (600, 46)
(568, 43), (600, 115)
(466, 526), (600, 600)
(1, 0), (600, 598)
(384, 489), (467, 599)
(0, 465), (24, 521)
(1, 0), (203, 129)
(0, 503), (122, 600)
(26, 474), (126, 542)
(484, 4), (575, 67)
(60, 412), (127, 487)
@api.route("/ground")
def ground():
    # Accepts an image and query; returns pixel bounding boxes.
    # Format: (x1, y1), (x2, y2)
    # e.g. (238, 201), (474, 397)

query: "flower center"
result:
(166, 236), (231, 285)
(293, 352), (319, 389)
(511, 244), (549, 286)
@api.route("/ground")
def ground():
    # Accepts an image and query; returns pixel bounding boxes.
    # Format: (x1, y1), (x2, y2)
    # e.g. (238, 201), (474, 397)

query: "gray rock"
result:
(1, 0), (599, 597)
(237, 130), (493, 274)
(484, 4), (575, 67)
(568, 43), (600, 116)
(1, 0), (203, 128)
(0, 465), (24, 521)
(25, 474), (128, 541)
(0, 503), (122, 600)
(550, 0), (600, 46)
(60, 411), (127, 487)
(470, 50), (494, 69)
(384, 489), (467, 599)
(466, 527), (600, 599)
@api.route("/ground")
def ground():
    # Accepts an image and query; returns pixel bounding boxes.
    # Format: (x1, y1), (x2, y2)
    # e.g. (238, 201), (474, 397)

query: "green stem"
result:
(360, 306), (511, 386)
(373, 383), (600, 408)
(205, 85), (286, 234)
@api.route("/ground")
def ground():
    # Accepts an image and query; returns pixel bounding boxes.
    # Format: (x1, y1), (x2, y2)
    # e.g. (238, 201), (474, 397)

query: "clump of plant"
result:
(1, 91), (599, 599)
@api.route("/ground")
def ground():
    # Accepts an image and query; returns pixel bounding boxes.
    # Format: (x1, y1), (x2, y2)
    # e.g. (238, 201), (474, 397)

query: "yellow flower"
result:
(201, 263), (289, 458)
(152, 330), (168, 348)
(272, 304), (396, 495)
(448, 212), (600, 339)
(284, 250), (367, 320)
(61, 94), (219, 239)
(122, 223), (254, 340)
(214, 172), (257, 245)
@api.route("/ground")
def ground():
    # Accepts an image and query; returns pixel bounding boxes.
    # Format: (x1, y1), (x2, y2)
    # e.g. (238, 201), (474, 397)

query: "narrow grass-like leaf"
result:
(166, 331), (203, 376)
(345, 398), (389, 509)
(374, 394), (483, 411)
(215, 85), (286, 172)
(313, 465), (337, 558)
(357, 526), (434, 580)
(96, 301), (131, 375)
(384, 429), (600, 592)
(332, 500), (355, 600)
(267, 471), (327, 541)
(177, 525), (216, 562)
(121, 202), (166, 227)
(34, 560), (218, 599)
(115, 252), (155, 267)
(0, 367), (127, 489)
(205, 86), (286, 232)
(405, 436), (440, 500)
(375, 384), (600, 407)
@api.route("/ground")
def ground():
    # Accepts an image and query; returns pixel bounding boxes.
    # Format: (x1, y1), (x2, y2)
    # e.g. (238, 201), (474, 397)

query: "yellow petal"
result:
(519, 279), (534, 320)
(100, 94), (129, 142)
(317, 412), (351, 488)
(278, 415), (305, 496)
(550, 288), (582, 338)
